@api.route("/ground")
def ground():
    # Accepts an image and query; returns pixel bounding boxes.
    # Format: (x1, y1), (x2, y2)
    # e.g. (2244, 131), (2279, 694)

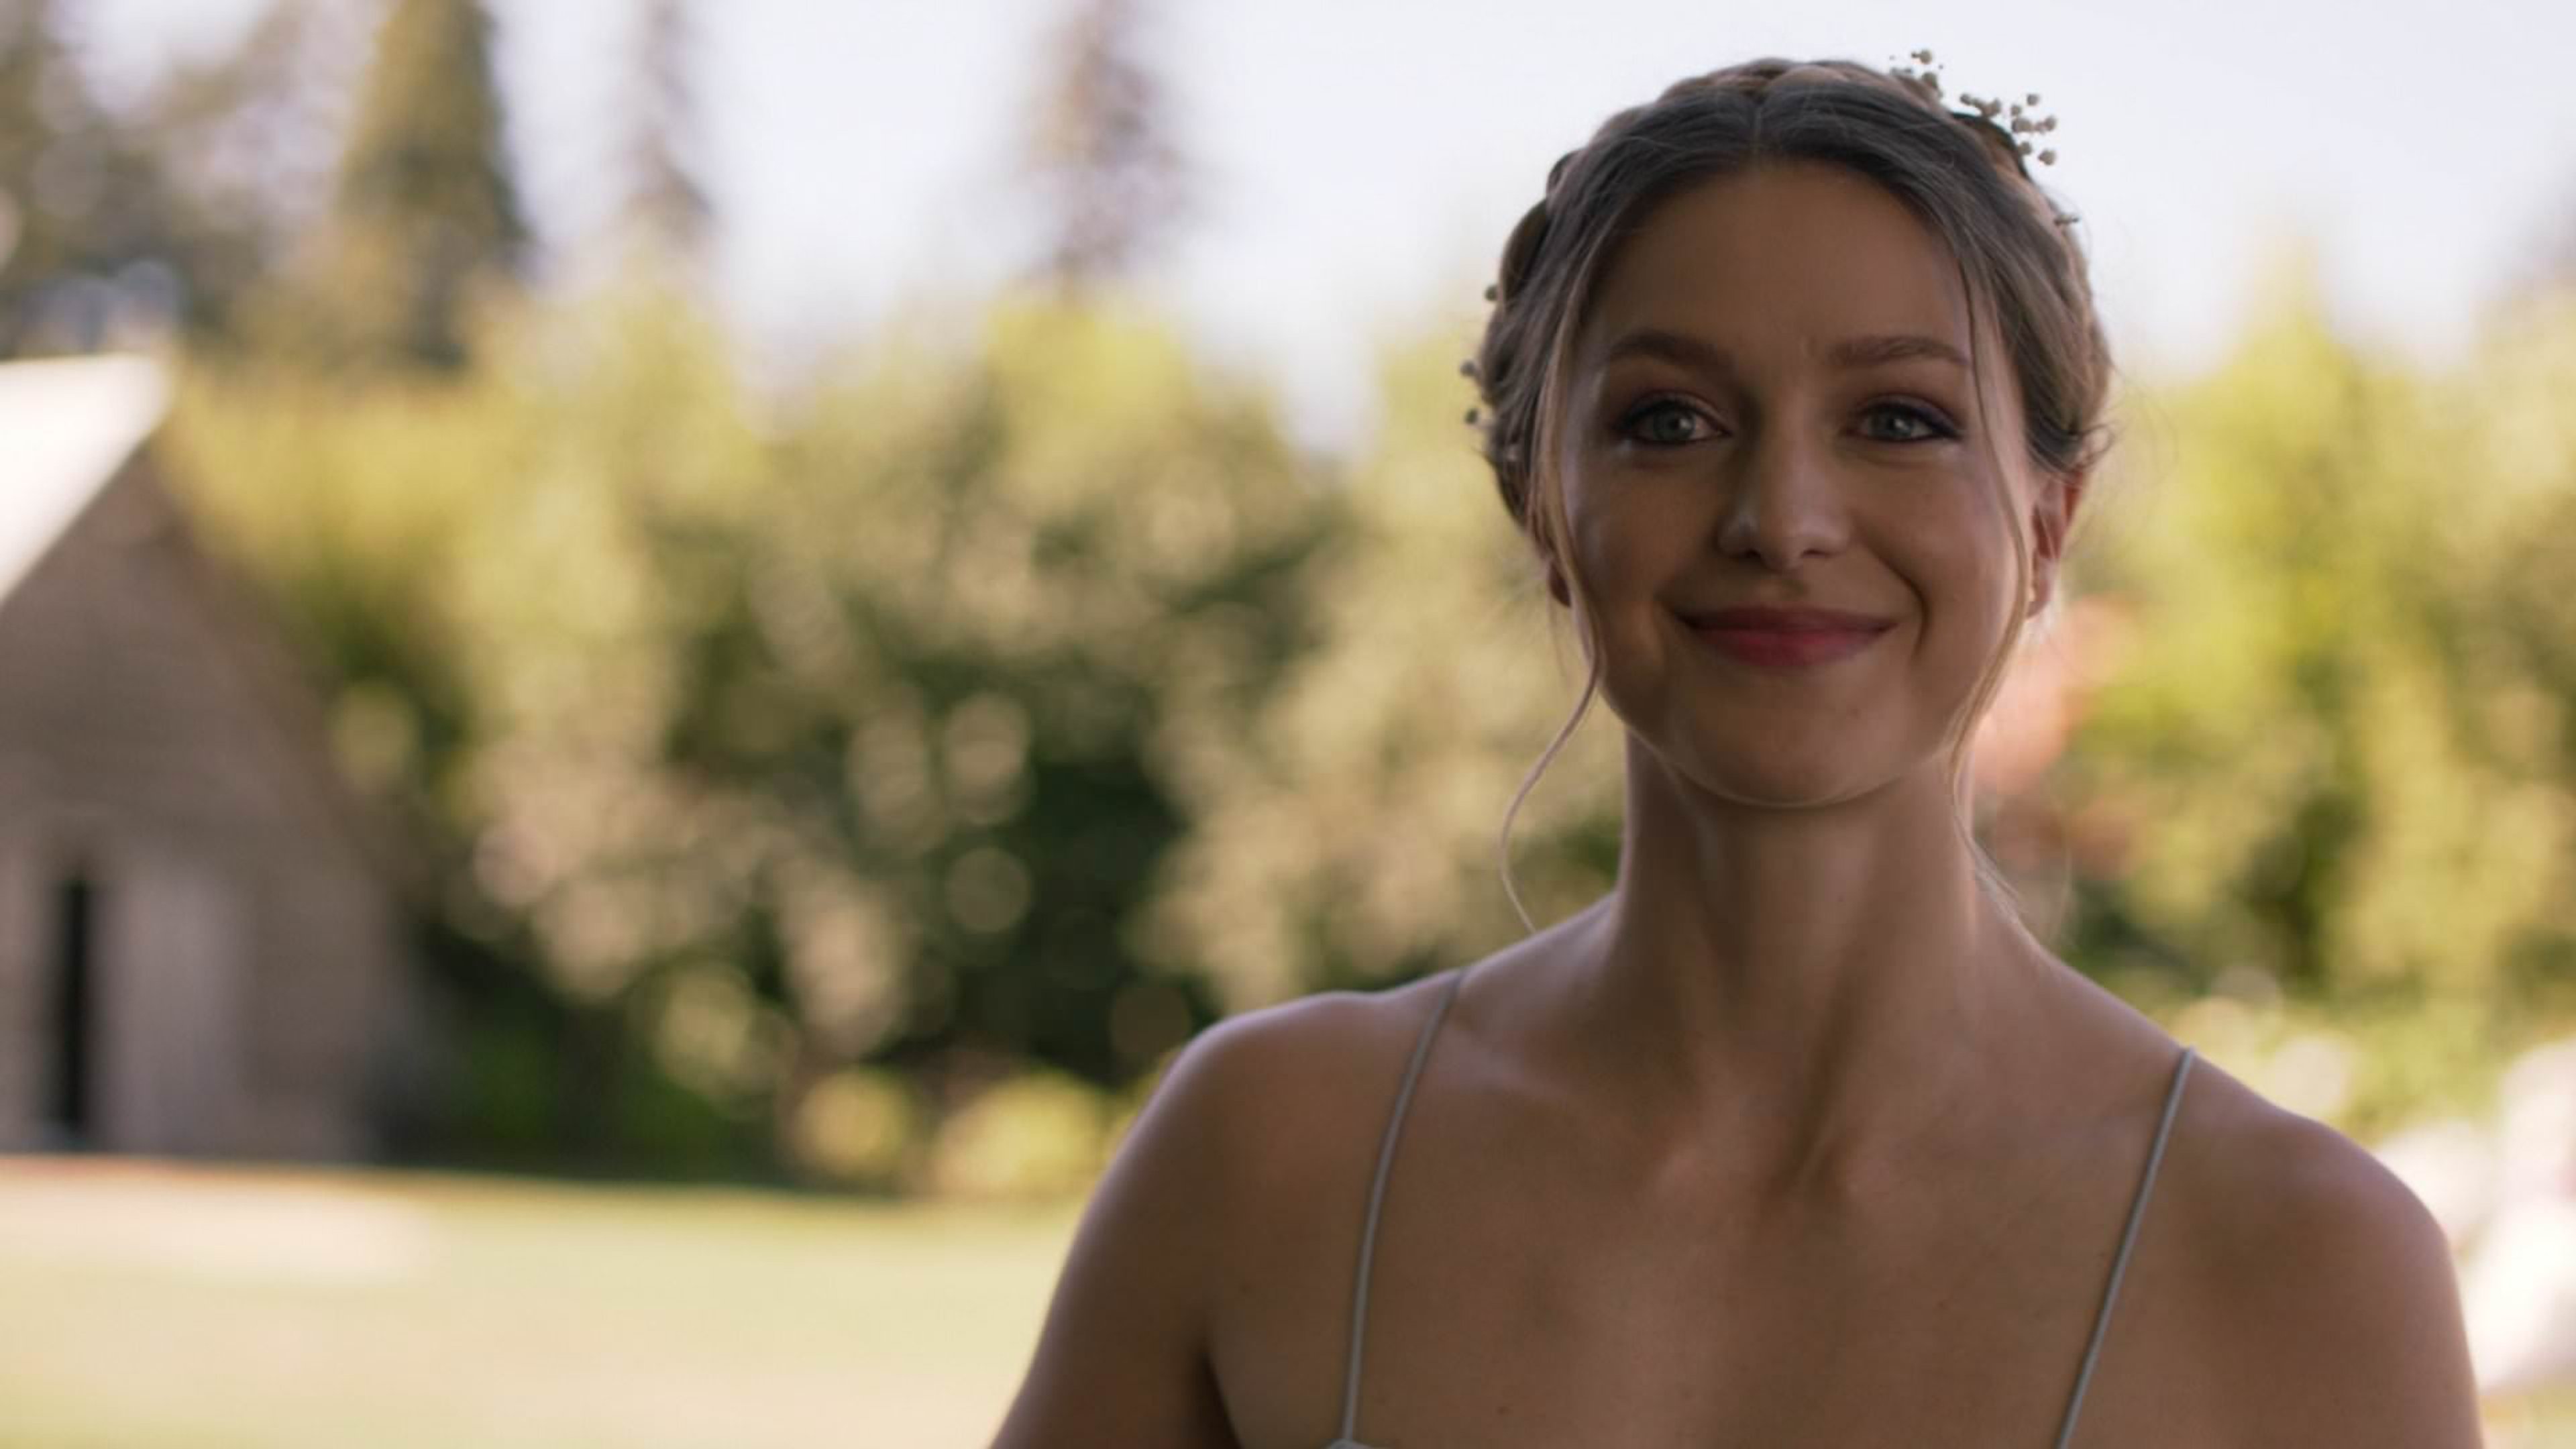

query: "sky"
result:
(72, 0), (2576, 450)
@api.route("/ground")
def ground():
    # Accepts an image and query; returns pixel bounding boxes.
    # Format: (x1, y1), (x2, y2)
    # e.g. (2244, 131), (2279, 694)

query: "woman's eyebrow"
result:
(1826, 333), (1970, 370)
(1598, 327), (1733, 374)
(1596, 327), (1969, 373)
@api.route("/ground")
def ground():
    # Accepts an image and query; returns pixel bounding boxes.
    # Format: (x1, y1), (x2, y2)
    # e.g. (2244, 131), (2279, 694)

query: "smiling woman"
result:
(1550, 164), (2037, 824)
(994, 56), (2483, 1449)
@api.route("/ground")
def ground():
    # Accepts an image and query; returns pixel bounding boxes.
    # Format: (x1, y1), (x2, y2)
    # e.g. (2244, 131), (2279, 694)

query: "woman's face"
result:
(1550, 161), (2074, 808)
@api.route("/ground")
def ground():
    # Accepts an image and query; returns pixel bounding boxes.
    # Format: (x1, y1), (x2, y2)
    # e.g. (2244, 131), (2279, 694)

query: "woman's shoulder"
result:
(1186, 969), (1462, 1078)
(1154, 969), (1470, 1189)
(2154, 1048), (2447, 1267)
(2141, 1050), (2481, 1443)
(994, 971), (1472, 1446)
(2036, 958), (2434, 1236)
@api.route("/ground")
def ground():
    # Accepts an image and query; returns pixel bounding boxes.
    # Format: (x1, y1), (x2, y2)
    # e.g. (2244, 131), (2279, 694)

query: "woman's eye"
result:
(1623, 398), (1713, 446)
(1858, 402), (1955, 443)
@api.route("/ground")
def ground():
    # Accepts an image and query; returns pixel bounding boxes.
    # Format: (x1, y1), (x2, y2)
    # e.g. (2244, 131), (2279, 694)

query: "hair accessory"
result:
(1890, 50), (2064, 168)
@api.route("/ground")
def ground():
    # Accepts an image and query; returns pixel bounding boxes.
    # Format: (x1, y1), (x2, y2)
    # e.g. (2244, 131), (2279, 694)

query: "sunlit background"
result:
(2, 0), (2575, 1444)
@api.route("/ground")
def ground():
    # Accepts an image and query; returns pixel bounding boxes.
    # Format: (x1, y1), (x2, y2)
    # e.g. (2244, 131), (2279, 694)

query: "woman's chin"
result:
(1699, 771), (1880, 811)
(1605, 688), (1944, 808)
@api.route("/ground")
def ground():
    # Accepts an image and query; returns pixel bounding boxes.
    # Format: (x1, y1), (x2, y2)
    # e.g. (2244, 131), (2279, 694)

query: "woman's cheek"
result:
(1939, 549), (2025, 681)
(1567, 494), (1661, 608)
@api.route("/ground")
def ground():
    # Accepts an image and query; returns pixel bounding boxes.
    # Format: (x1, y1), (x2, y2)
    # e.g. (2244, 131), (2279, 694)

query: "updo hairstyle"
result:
(1472, 58), (2117, 926)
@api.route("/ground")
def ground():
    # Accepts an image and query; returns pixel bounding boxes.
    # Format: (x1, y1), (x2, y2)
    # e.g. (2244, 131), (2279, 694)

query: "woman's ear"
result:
(2026, 468), (2088, 617)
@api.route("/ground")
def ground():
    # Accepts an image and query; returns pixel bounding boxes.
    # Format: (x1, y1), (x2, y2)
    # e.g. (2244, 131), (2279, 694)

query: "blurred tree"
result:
(1024, 0), (1191, 291)
(0, 0), (197, 353)
(654, 296), (1339, 1128)
(1136, 326), (1625, 1009)
(135, 0), (353, 349)
(164, 281), (767, 1171)
(616, 0), (711, 270)
(2418, 280), (2576, 1021)
(2047, 258), (2576, 1128)
(299, 0), (525, 371)
(166, 280), (1344, 1176)
(151, 0), (1357, 1181)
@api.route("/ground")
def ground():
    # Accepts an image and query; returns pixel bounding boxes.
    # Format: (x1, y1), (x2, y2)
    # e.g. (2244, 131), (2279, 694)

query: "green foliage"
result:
(924, 1068), (1114, 1201)
(786, 1066), (922, 1189)
(2053, 260), (2576, 1122)
(166, 279), (1338, 1173)
(763, 294), (1337, 1079)
(1138, 323), (1625, 1008)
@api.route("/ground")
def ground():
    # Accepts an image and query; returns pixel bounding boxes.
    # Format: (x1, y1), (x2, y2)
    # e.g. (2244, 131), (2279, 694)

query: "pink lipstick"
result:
(1681, 606), (1894, 669)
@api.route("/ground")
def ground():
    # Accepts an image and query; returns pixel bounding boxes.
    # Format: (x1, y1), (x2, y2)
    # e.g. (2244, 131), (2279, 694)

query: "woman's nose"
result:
(1715, 425), (1849, 571)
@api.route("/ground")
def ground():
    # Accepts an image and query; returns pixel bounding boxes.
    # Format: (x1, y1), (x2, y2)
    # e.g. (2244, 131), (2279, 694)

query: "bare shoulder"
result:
(1171, 971), (1466, 1189)
(1099, 967), (1464, 1222)
(991, 973), (1459, 1448)
(2160, 1059), (2483, 1448)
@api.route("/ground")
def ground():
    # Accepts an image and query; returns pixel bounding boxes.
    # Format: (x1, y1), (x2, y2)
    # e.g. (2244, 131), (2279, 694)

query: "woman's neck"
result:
(1554, 736), (2057, 1203)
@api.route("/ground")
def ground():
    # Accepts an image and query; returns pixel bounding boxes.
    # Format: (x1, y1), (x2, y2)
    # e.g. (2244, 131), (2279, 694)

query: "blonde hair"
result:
(1472, 58), (2115, 931)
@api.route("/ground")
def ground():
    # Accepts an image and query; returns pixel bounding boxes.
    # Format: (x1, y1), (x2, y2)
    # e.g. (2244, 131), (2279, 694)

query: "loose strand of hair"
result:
(1946, 255), (2039, 922)
(1499, 650), (1604, 936)
(1498, 282), (1610, 936)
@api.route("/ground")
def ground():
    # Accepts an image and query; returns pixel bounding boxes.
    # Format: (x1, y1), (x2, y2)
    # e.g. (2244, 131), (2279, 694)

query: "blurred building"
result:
(0, 354), (421, 1161)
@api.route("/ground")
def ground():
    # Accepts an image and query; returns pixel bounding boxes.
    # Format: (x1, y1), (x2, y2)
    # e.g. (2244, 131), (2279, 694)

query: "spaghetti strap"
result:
(1328, 965), (1468, 1449)
(2051, 1043), (2198, 1449)
(1321, 996), (2194, 1449)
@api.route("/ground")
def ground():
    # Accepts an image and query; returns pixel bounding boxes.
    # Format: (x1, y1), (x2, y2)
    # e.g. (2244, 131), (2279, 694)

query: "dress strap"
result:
(2051, 1043), (2197, 1449)
(1332, 966), (1469, 1449)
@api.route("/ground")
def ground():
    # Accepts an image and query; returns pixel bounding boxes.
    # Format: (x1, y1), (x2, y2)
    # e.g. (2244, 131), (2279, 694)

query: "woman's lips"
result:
(1686, 606), (1894, 631)
(1686, 616), (1890, 667)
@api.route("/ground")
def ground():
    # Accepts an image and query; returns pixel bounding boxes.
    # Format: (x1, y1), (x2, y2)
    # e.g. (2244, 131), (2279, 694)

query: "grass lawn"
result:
(0, 1159), (1077, 1448)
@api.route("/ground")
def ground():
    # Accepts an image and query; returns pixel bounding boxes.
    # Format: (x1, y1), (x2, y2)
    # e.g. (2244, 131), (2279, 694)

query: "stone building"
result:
(0, 354), (421, 1159)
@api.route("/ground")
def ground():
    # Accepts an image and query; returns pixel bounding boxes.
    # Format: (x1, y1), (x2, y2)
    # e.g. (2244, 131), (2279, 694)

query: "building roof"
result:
(0, 351), (424, 898)
(0, 353), (171, 606)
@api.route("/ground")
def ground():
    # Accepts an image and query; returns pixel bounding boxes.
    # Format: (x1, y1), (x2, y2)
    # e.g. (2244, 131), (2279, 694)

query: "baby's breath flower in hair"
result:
(1890, 48), (2067, 168)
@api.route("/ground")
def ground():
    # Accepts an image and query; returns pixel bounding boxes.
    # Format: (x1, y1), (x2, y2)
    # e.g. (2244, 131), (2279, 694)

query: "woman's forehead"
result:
(1576, 162), (1977, 368)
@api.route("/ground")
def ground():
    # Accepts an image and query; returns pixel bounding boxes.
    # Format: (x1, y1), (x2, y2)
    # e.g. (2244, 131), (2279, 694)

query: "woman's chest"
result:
(1205, 1124), (2234, 1448)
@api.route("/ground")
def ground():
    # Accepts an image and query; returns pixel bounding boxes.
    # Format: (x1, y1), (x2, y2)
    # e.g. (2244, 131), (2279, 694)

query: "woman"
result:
(996, 58), (2482, 1448)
